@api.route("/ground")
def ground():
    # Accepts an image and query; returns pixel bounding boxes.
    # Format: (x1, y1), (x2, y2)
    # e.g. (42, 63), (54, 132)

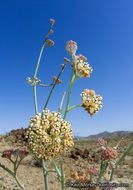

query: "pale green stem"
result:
(0, 162), (14, 176)
(33, 25), (52, 79)
(110, 144), (133, 183)
(38, 83), (54, 87)
(14, 154), (18, 175)
(0, 162), (25, 190)
(96, 160), (108, 183)
(58, 91), (66, 114)
(63, 67), (75, 120)
(90, 174), (92, 182)
(110, 168), (114, 181)
(60, 156), (65, 190)
(46, 169), (56, 174)
(51, 159), (61, 181)
(115, 143), (133, 167)
(67, 105), (83, 112)
(32, 23), (53, 114)
(41, 160), (49, 190)
(14, 175), (25, 190)
(71, 77), (79, 85)
(33, 85), (38, 116)
(32, 24), (53, 190)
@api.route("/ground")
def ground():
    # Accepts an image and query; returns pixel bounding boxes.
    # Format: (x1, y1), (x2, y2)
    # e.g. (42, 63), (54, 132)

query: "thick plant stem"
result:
(63, 67), (75, 120)
(96, 160), (108, 183)
(42, 160), (49, 190)
(14, 175), (25, 190)
(51, 160), (61, 180)
(60, 156), (65, 190)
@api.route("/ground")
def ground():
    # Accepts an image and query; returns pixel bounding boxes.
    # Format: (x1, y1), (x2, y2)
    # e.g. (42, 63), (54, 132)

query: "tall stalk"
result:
(63, 67), (75, 120)
(59, 56), (76, 190)
(31, 23), (53, 190)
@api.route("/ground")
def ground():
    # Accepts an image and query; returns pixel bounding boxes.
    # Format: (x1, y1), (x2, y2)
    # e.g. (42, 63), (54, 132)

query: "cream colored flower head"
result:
(25, 109), (74, 160)
(72, 54), (93, 78)
(80, 89), (103, 117)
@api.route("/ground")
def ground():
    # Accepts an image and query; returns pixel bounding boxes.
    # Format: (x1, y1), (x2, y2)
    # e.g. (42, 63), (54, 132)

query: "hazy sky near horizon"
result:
(0, 0), (133, 136)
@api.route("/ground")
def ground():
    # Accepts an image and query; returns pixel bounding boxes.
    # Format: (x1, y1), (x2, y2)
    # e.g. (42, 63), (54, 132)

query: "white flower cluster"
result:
(26, 109), (74, 160)
(73, 55), (93, 78)
(80, 89), (103, 116)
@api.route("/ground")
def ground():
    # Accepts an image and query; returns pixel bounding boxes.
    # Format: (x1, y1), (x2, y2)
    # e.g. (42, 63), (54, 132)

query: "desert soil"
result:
(0, 133), (133, 190)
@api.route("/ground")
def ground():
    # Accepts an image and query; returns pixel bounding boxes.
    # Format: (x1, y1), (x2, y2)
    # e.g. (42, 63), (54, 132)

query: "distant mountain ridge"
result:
(85, 130), (133, 139)
(74, 130), (133, 139)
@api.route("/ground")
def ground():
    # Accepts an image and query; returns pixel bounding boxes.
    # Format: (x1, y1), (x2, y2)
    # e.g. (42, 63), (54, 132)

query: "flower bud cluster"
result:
(26, 77), (42, 86)
(26, 77), (32, 84)
(25, 109), (74, 160)
(46, 39), (54, 47)
(88, 167), (97, 175)
(71, 172), (88, 182)
(52, 76), (62, 84)
(80, 89), (103, 117)
(97, 138), (105, 147)
(2, 149), (29, 159)
(72, 55), (93, 78)
(101, 147), (118, 160)
(66, 40), (78, 55)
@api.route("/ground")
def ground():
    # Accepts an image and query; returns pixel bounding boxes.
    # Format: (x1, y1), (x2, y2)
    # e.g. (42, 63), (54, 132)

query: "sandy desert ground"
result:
(0, 132), (133, 190)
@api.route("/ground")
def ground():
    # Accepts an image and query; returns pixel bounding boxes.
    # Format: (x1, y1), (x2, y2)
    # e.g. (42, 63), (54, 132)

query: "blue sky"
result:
(0, 0), (133, 136)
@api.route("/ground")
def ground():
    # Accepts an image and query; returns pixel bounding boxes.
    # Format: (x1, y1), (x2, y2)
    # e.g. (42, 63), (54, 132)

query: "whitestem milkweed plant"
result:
(25, 18), (103, 190)
(0, 18), (133, 190)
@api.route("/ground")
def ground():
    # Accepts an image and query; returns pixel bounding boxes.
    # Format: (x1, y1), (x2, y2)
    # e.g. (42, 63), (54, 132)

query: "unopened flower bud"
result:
(27, 80), (32, 84)
(46, 39), (55, 47)
(61, 64), (65, 68)
(89, 90), (95, 96)
(84, 89), (90, 94)
(53, 76), (57, 82)
(57, 79), (62, 84)
(26, 77), (31, 81)
(49, 29), (53, 35)
(34, 77), (38, 81)
(50, 18), (55, 26)
(88, 167), (97, 175)
(66, 40), (77, 55)
(78, 54), (87, 62)
(64, 57), (70, 63)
